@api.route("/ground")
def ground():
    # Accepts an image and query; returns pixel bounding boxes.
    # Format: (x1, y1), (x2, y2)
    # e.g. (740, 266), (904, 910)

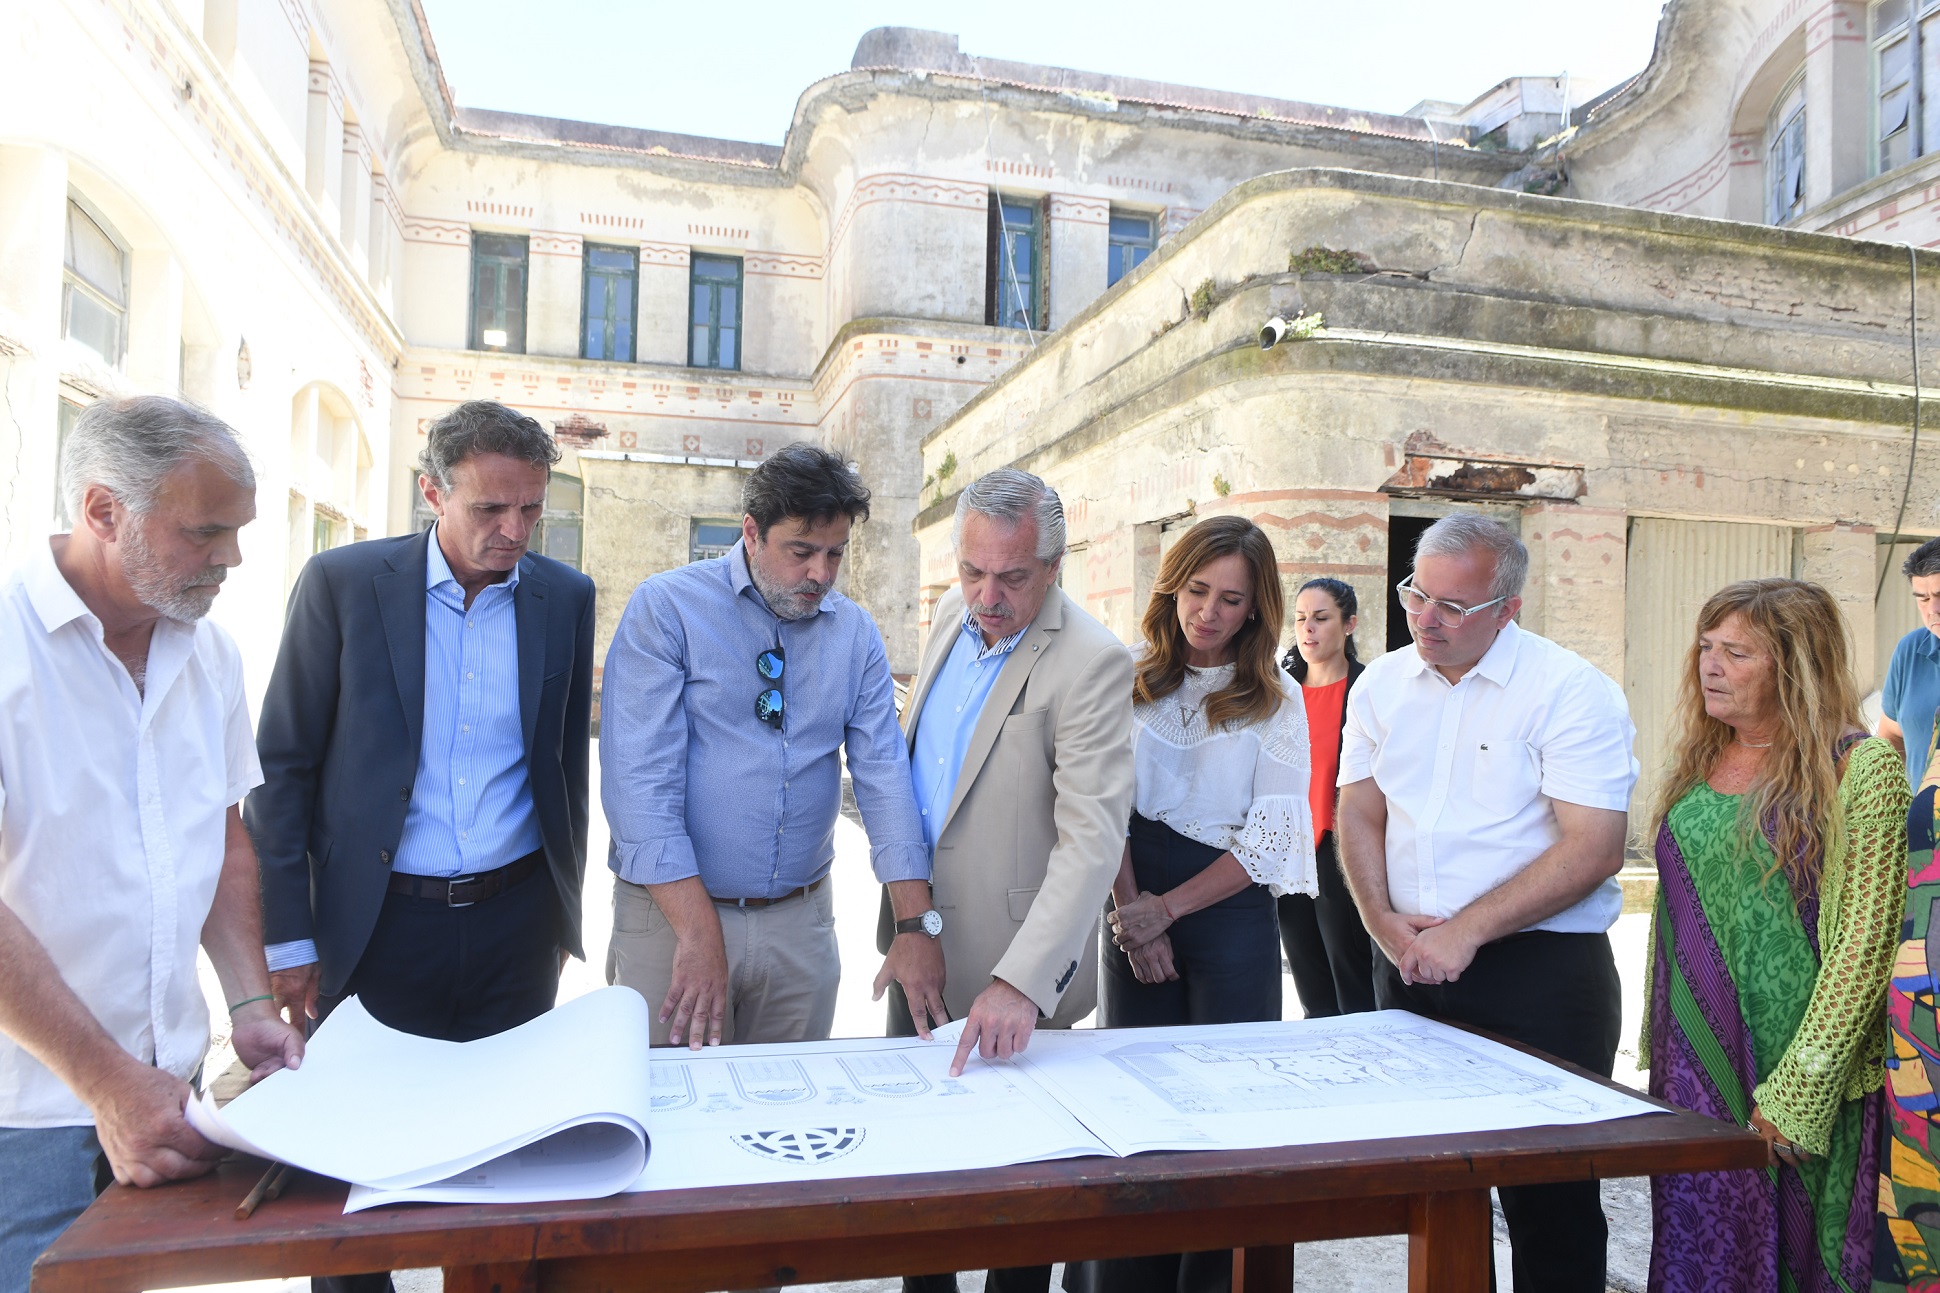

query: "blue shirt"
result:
(265, 527), (539, 971)
(600, 540), (927, 896)
(1884, 624), (1940, 788)
(910, 614), (1026, 850)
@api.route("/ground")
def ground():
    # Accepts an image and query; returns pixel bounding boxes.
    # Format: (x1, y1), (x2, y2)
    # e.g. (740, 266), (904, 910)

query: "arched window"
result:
(1768, 75), (1808, 225)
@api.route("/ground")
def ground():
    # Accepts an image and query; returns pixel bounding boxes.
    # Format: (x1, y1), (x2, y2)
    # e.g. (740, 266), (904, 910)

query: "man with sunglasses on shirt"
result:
(1335, 512), (1637, 1293)
(600, 442), (941, 1047)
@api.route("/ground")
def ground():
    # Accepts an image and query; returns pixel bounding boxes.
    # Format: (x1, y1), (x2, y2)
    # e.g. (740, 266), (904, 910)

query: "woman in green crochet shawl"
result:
(1644, 579), (1908, 1293)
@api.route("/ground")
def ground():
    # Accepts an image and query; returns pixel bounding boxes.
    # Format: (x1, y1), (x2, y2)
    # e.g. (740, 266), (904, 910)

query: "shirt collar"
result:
(729, 537), (831, 618)
(1396, 617), (1524, 687)
(23, 537), (92, 635)
(959, 608), (1026, 661)
(426, 524), (520, 595)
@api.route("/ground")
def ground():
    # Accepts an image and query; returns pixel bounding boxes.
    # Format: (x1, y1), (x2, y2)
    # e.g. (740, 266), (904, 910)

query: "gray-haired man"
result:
(250, 400), (595, 1047)
(1336, 512), (1637, 1293)
(0, 397), (303, 1293)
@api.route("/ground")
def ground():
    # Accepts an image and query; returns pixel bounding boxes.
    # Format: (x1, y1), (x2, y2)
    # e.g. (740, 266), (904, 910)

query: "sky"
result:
(416, 0), (1671, 146)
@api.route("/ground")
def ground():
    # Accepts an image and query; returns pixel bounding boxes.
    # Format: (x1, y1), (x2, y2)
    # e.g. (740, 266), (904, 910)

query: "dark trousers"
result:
(1276, 832), (1378, 1018)
(315, 857), (562, 1293)
(1064, 815), (1282, 1293)
(1373, 930), (1622, 1293)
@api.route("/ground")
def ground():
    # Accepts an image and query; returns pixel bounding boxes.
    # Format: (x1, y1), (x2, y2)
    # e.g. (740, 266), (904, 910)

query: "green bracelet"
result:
(228, 993), (275, 1014)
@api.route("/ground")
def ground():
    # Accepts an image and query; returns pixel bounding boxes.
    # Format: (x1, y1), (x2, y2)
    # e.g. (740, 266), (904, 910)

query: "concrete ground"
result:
(173, 747), (1658, 1292)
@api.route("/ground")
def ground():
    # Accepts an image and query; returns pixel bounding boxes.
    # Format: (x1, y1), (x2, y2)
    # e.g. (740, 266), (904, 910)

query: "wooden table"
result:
(35, 1092), (1764, 1293)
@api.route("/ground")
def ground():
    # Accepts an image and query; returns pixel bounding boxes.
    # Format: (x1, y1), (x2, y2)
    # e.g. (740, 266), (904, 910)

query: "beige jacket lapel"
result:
(936, 590), (1064, 838)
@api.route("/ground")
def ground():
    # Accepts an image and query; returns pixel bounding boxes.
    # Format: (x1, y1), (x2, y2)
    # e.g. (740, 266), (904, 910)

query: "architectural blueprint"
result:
(1013, 1010), (1659, 1156)
(627, 1027), (1111, 1191)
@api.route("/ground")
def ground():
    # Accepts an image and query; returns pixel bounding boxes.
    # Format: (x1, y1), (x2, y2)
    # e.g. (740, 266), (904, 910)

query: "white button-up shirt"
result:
(1338, 620), (1637, 935)
(0, 540), (261, 1127)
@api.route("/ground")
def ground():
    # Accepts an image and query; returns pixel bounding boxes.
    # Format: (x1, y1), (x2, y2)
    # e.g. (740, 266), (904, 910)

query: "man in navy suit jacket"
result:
(247, 401), (594, 1046)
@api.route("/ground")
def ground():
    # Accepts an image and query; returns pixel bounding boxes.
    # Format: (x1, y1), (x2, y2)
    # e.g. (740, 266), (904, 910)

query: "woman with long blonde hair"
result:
(1067, 515), (1315, 1293)
(1644, 579), (1907, 1293)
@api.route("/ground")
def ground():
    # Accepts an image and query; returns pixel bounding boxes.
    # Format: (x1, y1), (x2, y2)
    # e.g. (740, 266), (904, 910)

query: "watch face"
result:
(921, 909), (944, 938)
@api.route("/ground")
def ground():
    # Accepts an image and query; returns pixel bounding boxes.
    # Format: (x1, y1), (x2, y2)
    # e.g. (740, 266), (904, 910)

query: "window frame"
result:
(690, 517), (742, 563)
(469, 232), (530, 354)
(987, 195), (1042, 331)
(535, 472), (584, 570)
(61, 198), (128, 367)
(688, 253), (744, 371)
(1767, 74), (1809, 225)
(1106, 209), (1157, 289)
(581, 242), (639, 363)
(1874, 0), (1940, 175)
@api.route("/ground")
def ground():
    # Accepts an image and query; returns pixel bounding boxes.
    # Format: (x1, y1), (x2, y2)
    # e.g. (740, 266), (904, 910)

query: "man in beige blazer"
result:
(882, 467), (1134, 1093)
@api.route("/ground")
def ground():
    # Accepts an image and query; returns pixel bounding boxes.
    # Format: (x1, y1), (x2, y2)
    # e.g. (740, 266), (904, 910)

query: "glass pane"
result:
(1107, 246), (1127, 288)
(692, 323), (710, 366)
(718, 325), (737, 370)
(65, 204), (125, 304)
(693, 283), (710, 320)
(1883, 34), (1912, 86)
(1885, 86), (1912, 139)
(1127, 244), (1151, 272)
(1009, 229), (1034, 276)
(584, 278), (608, 359)
(1108, 213), (1153, 242)
(64, 284), (121, 362)
(588, 246), (634, 272)
(694, 255), (739, 281)
(1885, 129), (1913, 173)
(613, 313), (633, 362)
(543, 522), (581, 568)
(1001, 202), (1035, 228)
(719, 285), (736, 318)
(1881, 0), (1910, 32)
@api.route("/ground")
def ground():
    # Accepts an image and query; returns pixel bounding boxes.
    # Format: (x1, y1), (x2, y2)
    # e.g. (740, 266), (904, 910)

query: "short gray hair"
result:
(418, 400), (559, 490)
(952, 468), (1066, 565)
(1904, 536), (1940, 579)
(61, 395), (254, 519)
(1414, 512), (1528, 601)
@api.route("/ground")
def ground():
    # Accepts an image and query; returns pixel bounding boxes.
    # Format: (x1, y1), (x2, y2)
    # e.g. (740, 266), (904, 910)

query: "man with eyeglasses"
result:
(1336, 512), (1637, 1293)
(600, 443), (940, 1047)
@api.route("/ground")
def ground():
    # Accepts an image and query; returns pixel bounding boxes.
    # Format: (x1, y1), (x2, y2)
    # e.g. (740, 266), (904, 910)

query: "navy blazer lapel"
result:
(375, 530), (432, 756)
(514, 557), (547, 758)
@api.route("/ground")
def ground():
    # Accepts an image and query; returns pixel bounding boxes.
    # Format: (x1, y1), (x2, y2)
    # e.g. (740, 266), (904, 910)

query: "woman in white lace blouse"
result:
(1103, 513), (1316, 1018)
(1067, 516), (1317, 1293)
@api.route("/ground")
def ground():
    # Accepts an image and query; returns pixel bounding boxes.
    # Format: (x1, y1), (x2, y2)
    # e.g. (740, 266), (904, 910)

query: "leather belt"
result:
(711, 877), (824, 909)
(387, 852), (543, 908)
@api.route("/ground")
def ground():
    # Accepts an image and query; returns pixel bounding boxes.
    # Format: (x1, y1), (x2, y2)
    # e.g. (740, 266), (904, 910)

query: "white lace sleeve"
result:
(1230, 688), (1317, 898)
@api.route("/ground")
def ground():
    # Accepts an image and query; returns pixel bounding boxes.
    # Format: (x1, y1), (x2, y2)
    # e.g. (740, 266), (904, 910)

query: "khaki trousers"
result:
(606, 876), (841, 1045)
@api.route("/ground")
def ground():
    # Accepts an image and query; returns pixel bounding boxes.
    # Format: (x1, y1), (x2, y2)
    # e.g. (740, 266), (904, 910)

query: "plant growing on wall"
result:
(1288, 246), (1373, 274)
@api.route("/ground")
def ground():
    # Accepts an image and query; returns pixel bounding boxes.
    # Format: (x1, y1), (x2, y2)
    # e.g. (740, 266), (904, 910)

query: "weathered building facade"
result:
(914, 166), (1933, 817)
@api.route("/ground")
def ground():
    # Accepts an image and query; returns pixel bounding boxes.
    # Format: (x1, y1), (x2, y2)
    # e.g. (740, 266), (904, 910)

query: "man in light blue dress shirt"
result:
(601, 444), (944, 1047)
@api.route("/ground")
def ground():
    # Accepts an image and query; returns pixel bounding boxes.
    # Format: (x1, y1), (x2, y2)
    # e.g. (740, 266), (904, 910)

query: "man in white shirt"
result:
(0, 397), (304, 1293)
(1337, 512), (1636, 1293)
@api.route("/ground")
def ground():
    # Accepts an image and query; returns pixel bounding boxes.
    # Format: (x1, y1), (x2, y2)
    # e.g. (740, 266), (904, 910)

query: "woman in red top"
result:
(1278, 578), (1377, 1015)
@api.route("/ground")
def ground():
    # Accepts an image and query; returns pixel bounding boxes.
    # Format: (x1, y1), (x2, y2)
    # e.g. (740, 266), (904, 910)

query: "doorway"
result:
(1385, 515), (1434, 652)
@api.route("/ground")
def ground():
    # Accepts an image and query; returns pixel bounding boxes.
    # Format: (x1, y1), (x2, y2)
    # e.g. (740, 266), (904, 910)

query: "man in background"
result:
(1880, 536), (1940, 787)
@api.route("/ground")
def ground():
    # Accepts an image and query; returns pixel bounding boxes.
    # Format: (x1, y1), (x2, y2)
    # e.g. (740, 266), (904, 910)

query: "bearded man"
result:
(601, 442), (940, 1046)
(0, 396), (303, 1293)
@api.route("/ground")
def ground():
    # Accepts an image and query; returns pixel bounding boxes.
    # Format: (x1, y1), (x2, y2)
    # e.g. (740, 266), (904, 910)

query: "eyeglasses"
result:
(755, 646), (786, 729)
(1395, 579), (1509, 625)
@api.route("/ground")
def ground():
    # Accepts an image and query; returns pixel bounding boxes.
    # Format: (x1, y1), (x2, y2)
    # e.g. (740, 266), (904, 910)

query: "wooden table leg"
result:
(444, 1261), (539, 1293)
(1232, 1244), (1294, 1293)
(1407, 1189), (1491, 1293)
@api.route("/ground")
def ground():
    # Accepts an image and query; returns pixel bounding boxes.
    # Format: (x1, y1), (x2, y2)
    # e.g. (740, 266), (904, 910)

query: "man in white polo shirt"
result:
(0, 397), (304, 1293)
(1337, 512), (1636, 1293)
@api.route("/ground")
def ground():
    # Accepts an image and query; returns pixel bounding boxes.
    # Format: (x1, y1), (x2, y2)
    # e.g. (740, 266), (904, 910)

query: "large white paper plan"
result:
(1011, 1010), (1663, 1157)
(187, 986), (654, 1210)
(626, 1024), (1111, 1192)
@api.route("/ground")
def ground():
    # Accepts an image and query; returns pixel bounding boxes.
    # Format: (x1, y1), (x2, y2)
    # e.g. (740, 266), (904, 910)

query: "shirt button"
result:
(462, 724), (470, 733)
(458, 777), (467, 785)
(460, 831), (468, 841)
(467, 622), (474, 630)
(466, 671), (474, 680)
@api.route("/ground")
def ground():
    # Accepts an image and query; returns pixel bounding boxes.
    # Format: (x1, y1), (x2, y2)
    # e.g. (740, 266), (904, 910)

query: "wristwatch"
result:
(894, 909), (945, 938)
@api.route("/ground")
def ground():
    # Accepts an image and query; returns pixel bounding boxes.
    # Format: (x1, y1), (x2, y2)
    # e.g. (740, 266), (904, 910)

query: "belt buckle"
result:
(446, 874), (480, 909)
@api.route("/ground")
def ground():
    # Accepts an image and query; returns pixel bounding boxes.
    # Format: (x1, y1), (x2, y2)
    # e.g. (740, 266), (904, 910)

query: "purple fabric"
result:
(1646, 818), (1881, 1293)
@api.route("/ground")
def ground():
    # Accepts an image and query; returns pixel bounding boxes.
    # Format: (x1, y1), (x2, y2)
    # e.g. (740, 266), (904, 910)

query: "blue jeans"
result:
(0, 1125), (106, 1293)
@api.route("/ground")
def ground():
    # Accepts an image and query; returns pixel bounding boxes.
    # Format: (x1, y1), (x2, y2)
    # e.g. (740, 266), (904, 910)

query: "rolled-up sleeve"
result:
(1338, 682), (1378, 785)
(844, 626), (929, 884)
(599, 582), (700, 885)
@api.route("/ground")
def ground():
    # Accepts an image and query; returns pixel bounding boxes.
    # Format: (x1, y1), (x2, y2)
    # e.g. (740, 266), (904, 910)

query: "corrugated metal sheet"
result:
(1623, 518), (1794, 830)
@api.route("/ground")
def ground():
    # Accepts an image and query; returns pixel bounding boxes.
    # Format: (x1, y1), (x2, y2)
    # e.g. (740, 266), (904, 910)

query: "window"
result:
(54, 397), (82, 528)
(1767, 76), (1808, 225)
(582, 244), (637, 362)
(535, 473), (583, 570)
(470, 233), (528, 353)
(312, 509), (349, 554)
(986, 196), (1040, 330)
(63, 200), (127, 366)
(690, 518), (741, 563)
(1107, 211), (1155, 288)
(689, 254), (741, 370)
(1875, 0), (1940, 174)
